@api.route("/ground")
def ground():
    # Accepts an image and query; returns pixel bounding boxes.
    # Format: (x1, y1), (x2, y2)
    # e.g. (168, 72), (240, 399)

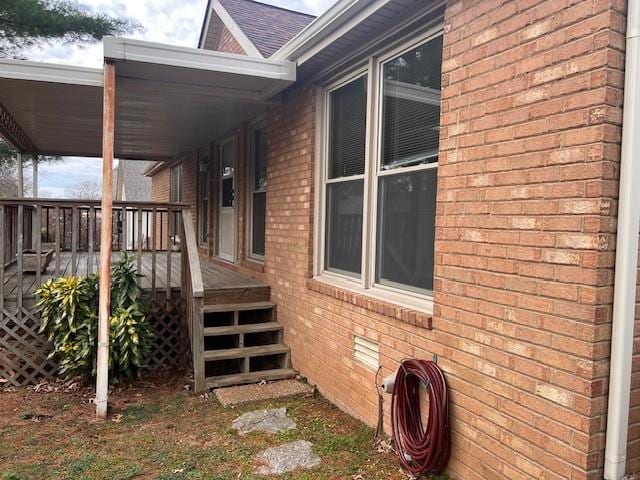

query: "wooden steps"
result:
(204, 343), (289, 361)
(196, 297), (294, 391)
(204, 321), (282, 337)
(206, 368), (296, 389)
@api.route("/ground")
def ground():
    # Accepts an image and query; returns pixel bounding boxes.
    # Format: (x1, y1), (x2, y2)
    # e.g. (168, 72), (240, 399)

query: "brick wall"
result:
(246, 1), (627, 479)
(217, 25), (245, 55)
(436, 0), (624, 478)
(149, 153), (199, 248)
(151, 166), (170, 249)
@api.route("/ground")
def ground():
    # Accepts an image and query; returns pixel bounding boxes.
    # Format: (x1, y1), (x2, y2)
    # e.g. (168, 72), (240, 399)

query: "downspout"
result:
(604, 1), (640, 478)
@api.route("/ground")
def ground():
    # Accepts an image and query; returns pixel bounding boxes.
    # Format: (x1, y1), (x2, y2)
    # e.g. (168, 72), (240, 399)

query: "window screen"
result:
(325, 76), (367, 276)
(328, 76), (367, 179)
(326, 179), (364, 275)
(252, 127), (267, 257)
(254, 129), (267, 191)
(381, 35), (442, 170)
(252, 191), (266, 257)
(374, 36), (442, 292)
(376, 169), (437, 292)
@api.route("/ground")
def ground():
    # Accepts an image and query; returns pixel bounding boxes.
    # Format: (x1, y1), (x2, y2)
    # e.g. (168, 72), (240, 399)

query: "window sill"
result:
(307, 276), (433, 330)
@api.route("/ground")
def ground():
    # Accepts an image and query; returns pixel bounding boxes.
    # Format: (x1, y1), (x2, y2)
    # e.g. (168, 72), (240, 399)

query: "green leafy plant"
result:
(37, 253), (153, 382)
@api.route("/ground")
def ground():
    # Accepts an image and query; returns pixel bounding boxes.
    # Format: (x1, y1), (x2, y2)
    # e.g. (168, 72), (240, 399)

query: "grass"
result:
(0, 378), (447, 479)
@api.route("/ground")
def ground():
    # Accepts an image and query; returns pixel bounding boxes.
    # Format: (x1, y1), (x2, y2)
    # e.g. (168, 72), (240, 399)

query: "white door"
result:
(218, 138), (236, 261)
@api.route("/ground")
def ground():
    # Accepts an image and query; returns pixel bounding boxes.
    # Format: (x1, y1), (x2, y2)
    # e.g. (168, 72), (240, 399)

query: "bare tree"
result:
(66, 180), (101, 200)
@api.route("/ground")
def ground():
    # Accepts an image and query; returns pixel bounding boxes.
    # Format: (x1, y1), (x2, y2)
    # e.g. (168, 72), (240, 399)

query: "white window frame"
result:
(247, 117), (268, 262)
(322, 67), (368, 279)
(314, 25), (443, 315)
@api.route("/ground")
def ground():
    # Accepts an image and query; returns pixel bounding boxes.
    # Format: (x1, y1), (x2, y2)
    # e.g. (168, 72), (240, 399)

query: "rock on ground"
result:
(214, 379), (313, 407)
(232, 407), (296, 435)
(254, 440), (321, 475)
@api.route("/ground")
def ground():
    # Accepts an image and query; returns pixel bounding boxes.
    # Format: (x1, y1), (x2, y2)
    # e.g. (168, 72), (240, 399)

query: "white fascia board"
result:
(272, 0), (365, 62)
(198, 0), (214, 48)
(295, 0), (394, 66)
(104, 37), (295, 82)
(211, 0), (264, 58)
(0, 58), (103, 87)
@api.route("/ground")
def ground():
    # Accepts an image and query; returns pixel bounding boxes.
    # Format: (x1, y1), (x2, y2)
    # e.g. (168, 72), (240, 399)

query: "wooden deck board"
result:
(2, 251), (268, 299)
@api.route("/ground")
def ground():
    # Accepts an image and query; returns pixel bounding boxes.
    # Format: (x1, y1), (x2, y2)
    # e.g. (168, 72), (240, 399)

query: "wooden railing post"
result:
(16, 204), (23, 313)
(96, 60), (116, 420)
(0, 206), (4, 316)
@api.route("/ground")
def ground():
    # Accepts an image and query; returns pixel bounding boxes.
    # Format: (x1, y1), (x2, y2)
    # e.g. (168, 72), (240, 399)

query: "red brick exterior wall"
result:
(217, 26), (245, 55)
(151, 166), (170, 204)
(435, 1), (624, 478)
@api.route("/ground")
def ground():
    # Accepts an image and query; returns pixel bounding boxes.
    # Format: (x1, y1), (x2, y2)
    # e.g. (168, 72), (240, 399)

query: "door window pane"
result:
(221, 141), (234, 208)
(252, 191), (266, 256)
(376, 169), (437, 292)
(328, 76), (367, 179)
(325, 179), (363, 275)
(381, 35), (443, 170)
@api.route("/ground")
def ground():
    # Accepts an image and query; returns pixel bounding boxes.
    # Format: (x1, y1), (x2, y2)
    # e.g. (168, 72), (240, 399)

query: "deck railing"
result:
(0, 198), (204, 386)
(0, 198), (190, 302)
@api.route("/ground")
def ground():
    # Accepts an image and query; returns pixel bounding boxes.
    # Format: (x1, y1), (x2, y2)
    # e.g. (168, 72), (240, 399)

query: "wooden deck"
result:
(2, 251), (268, 302)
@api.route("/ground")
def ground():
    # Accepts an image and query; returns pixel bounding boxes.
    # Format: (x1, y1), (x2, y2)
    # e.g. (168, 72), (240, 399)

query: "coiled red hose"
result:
(391, 359), (451, 475)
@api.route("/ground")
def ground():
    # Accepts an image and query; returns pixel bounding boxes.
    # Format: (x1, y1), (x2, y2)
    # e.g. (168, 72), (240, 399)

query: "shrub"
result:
(37, 253), (153, 382)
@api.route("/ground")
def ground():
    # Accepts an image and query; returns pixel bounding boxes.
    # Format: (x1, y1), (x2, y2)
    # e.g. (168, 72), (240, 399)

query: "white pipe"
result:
(17, 152), (23, 198)
(604, 1), (640, 478)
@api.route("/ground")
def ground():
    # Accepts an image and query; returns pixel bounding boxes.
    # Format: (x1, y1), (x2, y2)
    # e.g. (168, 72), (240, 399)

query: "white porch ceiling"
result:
(0, 37), (296, 160)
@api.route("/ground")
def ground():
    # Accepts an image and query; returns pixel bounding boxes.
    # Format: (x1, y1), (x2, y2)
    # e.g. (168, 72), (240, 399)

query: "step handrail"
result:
(180, 209), (203, 298)
(180, 208), (205, 392)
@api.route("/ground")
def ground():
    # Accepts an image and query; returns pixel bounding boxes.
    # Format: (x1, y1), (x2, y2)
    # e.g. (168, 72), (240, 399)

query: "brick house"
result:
(141, 0), (637, 478)
(0, 0), (637, 478)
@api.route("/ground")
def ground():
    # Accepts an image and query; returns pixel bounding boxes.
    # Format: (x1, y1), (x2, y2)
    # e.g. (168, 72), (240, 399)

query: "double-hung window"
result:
(249, 126), (267, 259)
(318, 30), (443, 308)
(198, 150), (210, 245)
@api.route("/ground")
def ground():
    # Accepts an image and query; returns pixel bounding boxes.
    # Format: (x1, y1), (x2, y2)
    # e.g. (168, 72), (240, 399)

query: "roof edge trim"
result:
(212, 0), (264, 58)
(0, 58), (103, 87)
(103, 37), (295, 81)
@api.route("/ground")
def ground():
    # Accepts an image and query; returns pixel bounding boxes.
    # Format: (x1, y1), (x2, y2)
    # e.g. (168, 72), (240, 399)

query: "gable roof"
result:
(116, 160), (153, 202)
(199, 0), (316, 58)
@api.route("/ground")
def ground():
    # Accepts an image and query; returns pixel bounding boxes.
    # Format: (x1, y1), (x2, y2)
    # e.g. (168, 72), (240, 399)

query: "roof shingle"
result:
(219, 0), (316, 58)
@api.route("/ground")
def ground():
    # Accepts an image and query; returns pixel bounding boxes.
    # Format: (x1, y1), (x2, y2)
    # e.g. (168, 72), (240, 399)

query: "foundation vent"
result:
(354, 335), (380, 371)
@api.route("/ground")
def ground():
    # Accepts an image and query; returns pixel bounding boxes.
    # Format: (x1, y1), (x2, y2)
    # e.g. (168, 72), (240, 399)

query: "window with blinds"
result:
(325, 75), (367, 276)
(376, 35), (442, 292)
(319, 29), (443, 300)
(381, 35), (442, 170)
(251, 127), (267, 258)
(328, 76), (367, 179)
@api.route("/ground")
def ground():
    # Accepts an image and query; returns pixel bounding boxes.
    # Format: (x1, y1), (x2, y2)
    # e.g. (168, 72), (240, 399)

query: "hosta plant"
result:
(37, 253), (154, 382)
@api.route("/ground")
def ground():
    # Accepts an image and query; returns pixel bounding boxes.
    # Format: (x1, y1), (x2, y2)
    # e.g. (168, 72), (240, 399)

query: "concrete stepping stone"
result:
(232, 407), (296, 435)
(254, 440), (321, 475)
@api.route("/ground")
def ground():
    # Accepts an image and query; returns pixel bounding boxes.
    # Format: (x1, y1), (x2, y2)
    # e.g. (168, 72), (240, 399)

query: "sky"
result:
(28, 0), (335, 197)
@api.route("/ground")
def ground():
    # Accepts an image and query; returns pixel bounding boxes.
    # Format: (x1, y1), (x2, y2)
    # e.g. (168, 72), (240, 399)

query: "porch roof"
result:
(0, 37), (296, 160)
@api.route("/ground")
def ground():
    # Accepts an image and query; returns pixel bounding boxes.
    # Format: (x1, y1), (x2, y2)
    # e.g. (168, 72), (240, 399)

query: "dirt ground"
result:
(0, 373), (441, 480)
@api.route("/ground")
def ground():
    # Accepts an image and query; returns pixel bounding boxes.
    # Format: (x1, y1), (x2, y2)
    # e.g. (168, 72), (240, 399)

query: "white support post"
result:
(32, 155), (38, 198)
(96, 61), (116, 420)
(17, 152), (23, 198)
